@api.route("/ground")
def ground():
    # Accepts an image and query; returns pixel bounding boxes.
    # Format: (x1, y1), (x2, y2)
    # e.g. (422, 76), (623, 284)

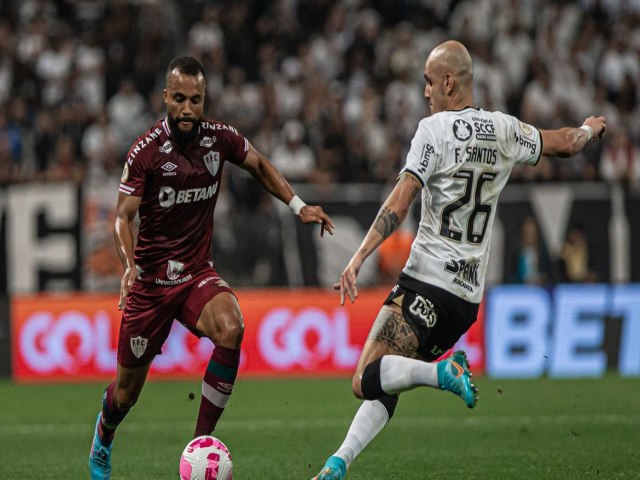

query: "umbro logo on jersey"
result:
(161, 162), (178, 176)
(200, 136), (216, 147)
(159, 140), (173, 153)
(453, 119), (473, 141)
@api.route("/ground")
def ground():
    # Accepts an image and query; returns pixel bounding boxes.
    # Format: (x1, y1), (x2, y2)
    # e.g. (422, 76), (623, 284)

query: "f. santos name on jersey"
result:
(158, 182), (218, 208)
(454, 146), (498, 165)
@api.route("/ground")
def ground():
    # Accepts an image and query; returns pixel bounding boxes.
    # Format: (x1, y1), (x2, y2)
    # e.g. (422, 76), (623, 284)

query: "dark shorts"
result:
(383, 273), (479, 361)
(117, 266), (234, 368)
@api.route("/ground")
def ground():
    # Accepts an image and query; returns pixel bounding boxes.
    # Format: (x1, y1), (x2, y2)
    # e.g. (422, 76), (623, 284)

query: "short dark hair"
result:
(166, 56), (206, 83)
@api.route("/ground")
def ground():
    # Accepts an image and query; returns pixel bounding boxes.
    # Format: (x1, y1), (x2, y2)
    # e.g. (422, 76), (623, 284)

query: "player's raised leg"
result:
(192, 291), (244, 437)
(313, 305), (411, 479)
(89, 362), (151, 480)
(313, 303), (477, 478)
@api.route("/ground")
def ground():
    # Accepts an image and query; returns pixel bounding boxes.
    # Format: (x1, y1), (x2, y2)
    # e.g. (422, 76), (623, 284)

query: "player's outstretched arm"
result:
(540, 116), (606, 158)
(239, 143), (334, 236)
(335, 173), (421, 305)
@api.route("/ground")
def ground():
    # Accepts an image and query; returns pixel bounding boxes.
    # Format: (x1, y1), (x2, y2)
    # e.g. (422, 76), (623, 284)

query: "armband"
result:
(580, 125), (593, 142)
(288, 195), (306, 215)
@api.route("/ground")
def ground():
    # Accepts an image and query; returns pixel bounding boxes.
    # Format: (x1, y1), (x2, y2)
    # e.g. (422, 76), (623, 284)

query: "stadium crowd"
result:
(0, 0), (639, 189)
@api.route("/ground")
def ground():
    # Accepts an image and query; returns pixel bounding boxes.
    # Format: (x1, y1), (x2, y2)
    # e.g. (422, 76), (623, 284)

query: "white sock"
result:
(333, 399), (390, 469)
(379, 355), (438, 394)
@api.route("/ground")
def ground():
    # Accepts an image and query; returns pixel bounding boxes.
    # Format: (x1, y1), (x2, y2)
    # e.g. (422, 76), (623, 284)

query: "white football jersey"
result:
(400, 107), (542, 303)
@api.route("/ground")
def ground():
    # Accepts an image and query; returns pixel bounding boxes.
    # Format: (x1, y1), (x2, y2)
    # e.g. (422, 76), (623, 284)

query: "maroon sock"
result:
(99, 382), (130, 445)
(193, 345), (240, 437)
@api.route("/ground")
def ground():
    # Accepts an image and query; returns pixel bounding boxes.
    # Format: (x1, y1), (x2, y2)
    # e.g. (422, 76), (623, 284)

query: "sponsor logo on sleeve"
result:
(514, 132), (537, 155)
(418, 142), (434, 174)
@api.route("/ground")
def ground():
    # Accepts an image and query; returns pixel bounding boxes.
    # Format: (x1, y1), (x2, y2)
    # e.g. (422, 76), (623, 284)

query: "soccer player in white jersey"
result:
(312, 40), (606, 480)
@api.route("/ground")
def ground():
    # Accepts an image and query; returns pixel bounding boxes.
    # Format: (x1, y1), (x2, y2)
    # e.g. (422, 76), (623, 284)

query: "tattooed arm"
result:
(335, 173), (422, 305)
(540, 116), (606, 158)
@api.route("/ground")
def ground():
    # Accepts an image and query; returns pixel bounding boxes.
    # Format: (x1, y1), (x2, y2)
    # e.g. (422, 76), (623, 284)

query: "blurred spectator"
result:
(270, 119), (317, 182)
(0, 22), (14, 105)
(520, 60), (557, 127)
(558, 224), (596, 283)
(218, 66), (265, 133)
(81, 107), (119, 181)
(0, 113), (21, 184)
(74, 28), (106, 116)
(188, 5), (224, 56)
(35, 23), (74, 106)
(599, 128), (640, 184)
(43, 135), (83, 183)
(271, 57), (305, 121)
(107, 77), (147, 156)
(513, 216), (552, 285)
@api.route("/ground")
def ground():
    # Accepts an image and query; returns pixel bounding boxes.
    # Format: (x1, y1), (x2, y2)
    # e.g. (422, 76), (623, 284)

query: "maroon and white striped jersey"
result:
(119, 117), (248, 285)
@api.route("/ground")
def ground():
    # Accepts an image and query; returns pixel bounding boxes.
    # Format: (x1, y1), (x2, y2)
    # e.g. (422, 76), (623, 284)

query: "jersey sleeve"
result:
(222, 125), (249, 165)
(502, 114), (543, 166)
(118, 142), (149, 196)
(399, 119), (438, 187)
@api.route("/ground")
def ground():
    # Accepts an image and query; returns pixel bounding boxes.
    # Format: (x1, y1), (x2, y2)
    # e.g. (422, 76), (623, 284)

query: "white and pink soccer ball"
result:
(179, 435), (233, 480)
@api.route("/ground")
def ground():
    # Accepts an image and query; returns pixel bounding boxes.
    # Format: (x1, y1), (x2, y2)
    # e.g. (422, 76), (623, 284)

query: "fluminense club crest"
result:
(203, 151), (220, 177)
(130, 336), (148, 358)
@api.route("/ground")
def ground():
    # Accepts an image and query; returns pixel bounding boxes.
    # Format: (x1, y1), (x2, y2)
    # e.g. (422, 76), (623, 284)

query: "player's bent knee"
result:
(211, 314), (244, 348)
(360, 358), (386, 400)
(351, 374), (364, 399)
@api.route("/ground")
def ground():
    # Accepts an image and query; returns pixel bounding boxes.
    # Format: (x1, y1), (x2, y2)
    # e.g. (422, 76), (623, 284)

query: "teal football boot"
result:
(437, 350), (478, 408)
(89, 413), (112, 479)
(312, 456), (347, 480)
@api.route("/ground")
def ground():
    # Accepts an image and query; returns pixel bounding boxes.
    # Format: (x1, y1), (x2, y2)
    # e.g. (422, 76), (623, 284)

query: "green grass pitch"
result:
(0, 375), (638, 479)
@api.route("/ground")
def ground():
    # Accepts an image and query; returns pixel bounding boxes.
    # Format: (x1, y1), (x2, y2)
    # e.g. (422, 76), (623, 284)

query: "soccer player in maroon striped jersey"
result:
(88, 56), (334, 480)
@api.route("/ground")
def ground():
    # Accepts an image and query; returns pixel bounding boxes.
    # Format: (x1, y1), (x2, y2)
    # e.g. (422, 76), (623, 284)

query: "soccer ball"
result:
(179, 435), (233, 480)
